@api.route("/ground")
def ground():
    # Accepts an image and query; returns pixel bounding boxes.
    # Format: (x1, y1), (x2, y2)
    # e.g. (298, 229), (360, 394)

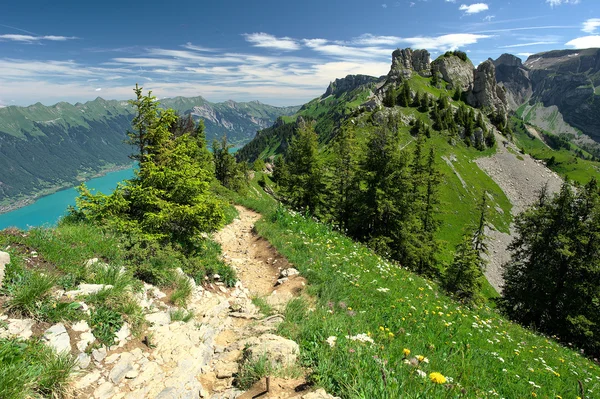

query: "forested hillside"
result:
(0, 96), (298, 209)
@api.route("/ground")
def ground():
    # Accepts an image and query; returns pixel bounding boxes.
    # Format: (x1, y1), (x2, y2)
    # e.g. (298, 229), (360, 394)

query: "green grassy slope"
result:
(228, 177), (600, 399)
(239, 73), (512, 276)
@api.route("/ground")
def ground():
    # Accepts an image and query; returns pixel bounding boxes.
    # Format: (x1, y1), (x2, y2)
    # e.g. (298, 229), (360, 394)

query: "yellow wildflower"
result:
(388, 332), (394, 338)
(416, 355), (425, 362)
(429, 372), (446, 384)
(403, 348), (411, 357)
(532, 393), (537, 398)
(379, 326), (384, 331)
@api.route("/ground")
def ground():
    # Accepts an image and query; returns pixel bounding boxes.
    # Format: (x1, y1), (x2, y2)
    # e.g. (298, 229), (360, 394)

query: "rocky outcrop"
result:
(495, 48), (600, 144)
(467, 60), (508, 116)
(432, 54), (474, 91)
(388, 48), (431, 81)
(493, 54), (532, 110)
(324, 75), (379, 97)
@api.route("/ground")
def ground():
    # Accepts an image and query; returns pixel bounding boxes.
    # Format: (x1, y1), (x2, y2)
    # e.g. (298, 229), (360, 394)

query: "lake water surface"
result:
(0, 167), (135, 230)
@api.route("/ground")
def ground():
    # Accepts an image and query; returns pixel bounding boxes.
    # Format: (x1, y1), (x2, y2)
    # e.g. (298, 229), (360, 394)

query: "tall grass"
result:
(252, 206), (599, 398)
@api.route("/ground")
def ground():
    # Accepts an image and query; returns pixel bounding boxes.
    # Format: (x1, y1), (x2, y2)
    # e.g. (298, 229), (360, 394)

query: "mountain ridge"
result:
(0, 95), (299, 207)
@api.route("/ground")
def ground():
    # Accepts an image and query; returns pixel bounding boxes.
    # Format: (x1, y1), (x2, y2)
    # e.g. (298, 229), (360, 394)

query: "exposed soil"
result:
(213, 206), (299, 298)
(238, 377), (311, 399)
(475, 132), (563, 292)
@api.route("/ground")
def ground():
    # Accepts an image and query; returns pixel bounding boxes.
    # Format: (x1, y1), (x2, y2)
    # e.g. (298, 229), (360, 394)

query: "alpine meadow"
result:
(1, 1), (600, 398)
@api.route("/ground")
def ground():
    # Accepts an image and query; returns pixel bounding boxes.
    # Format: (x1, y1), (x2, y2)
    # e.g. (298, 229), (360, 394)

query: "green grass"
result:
(5, 271), (55, 317)
(252, 296), (275, 316)
(230, 195), (599, 398)
(236, 353), (304, 391)
(0, 337), (77, 399)
(169, 309), (194, 322)
(170, 276), (193, 307)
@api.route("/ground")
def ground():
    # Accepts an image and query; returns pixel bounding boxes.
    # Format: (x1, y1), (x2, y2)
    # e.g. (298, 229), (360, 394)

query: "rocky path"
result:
(475, 132), (563, 292)
(62, 205), (332, 399)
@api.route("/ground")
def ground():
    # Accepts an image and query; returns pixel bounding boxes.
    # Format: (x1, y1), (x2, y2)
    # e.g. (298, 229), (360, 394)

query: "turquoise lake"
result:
(0, 167), (135, 230)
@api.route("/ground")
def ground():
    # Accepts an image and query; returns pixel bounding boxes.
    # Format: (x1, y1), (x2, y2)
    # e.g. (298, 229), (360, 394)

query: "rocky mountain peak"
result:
(466, 59), (508, 116)
(493, 54), (532, 110)
(324, 74), (379, 98)
(493, 54), (524, 68)
(431, 53), (475, 92)
(388, 48), (431, 81)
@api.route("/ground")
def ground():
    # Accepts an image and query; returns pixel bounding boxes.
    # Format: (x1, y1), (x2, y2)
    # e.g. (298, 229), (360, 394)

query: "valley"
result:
(2, 7), (600, 396)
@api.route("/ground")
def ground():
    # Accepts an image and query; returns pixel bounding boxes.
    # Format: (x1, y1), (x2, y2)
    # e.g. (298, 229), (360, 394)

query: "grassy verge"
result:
(0, 337), (77, 399)
(229, 188), (599, 398)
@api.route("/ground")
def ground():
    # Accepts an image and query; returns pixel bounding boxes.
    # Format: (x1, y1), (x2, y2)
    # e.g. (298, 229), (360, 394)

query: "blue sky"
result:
(1, 0), (599, 107)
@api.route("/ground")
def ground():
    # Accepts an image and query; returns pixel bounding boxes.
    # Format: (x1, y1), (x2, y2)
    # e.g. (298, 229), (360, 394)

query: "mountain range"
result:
(0, 97), (299, 208)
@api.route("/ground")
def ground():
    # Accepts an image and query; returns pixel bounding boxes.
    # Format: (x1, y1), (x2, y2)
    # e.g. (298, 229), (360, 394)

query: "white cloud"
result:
(303, 39), (392, 59)
(243, 32), (300, 51)
(565, 35), (600, 49)
(500, 41), (558, 48)
(401, 33), (491, 51)
(0, 34), (76, 42)
(483, 15), (495, 22)
(459, 3), (489, 14)
(350, 34), (402, 46)
(546, 0), (580, 6)
(582, 18), (600, 34)
(95, 88), (101, 91)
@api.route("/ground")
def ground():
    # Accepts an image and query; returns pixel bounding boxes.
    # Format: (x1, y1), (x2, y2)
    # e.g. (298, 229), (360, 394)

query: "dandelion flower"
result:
(429, 372), (447, 384)
(403, 348), (411, 357)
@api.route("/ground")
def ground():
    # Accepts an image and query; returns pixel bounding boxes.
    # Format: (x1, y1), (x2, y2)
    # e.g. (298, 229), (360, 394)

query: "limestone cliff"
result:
(493, 54), (532, 110)
(466, 60), (508, 117)
(388, 48), (431, 81)
(431, 54), (474, 92)
(495, 48), (600, 144)
(324, 75), (380, 98)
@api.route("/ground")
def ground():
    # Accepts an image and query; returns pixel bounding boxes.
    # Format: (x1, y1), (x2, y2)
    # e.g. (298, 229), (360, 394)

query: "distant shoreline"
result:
(0, 163), (133, 215)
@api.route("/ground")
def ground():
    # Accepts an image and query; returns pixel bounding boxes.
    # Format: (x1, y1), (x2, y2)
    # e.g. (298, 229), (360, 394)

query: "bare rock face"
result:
(324, 75), (379, 97)
(493, 53), (532, 110)
(431, 54), (475, 91)
(388, 48), (431, 81)
(467, 60), (508, 117)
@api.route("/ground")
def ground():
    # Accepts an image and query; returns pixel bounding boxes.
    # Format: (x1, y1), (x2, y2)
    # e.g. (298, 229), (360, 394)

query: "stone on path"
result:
(1, 318), (35, 339)
(43, 323), (71, 354)
(244, 333), (299, 367)
(302, 389), (342, 399)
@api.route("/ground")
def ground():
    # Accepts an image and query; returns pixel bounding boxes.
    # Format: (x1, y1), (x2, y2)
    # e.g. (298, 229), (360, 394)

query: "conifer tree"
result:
(284, 122), (324, 214)
(501, 179), (600, 354)
(74, 86), (225, 252)
(213, 135), (244, 190)
(443, 231), (485, 302)
(330, 127), (359, 229)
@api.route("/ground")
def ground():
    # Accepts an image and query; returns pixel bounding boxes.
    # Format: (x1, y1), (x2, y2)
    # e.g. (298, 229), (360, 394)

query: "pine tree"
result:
(329, 127), (359, 229)
(213, 135), (243, 190)
(74, 86), (225, 252)
(284, 122), (324, 214)
(501, 179), (600, 354)
(397, 80), (411, 107)
(443, 232), (485, 302)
